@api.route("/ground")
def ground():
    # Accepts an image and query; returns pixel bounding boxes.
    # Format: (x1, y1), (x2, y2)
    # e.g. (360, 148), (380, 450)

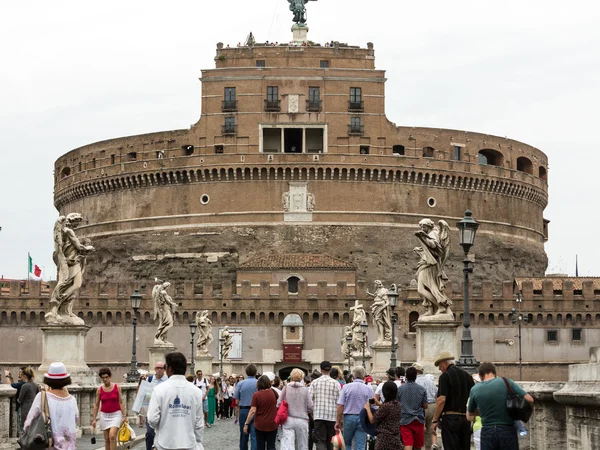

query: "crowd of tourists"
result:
(4, 349), (533, 450)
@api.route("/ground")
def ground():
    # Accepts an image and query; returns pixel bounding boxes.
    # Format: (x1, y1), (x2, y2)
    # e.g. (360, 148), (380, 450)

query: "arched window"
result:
(477, 149), (504, 167)
(392, 145), (405, 155)
(516, 157), (533, 174)
(60, 167), (71, 178)
(538, 166), (547, 181)
(287, 276), (300, 294)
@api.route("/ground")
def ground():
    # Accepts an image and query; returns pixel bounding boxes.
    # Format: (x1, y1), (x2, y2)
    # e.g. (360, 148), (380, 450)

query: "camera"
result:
(369, 398), (375, 405)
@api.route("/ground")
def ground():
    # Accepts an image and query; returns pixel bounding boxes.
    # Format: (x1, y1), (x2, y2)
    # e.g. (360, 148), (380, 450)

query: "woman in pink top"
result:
(92, 367), (127, 450)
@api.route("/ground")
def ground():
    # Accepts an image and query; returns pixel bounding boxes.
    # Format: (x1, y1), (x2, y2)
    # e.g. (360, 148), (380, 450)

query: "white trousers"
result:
(280, 416), (309, 450)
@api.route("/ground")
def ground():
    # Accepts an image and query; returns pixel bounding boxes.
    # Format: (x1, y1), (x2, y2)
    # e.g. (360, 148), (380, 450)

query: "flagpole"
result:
(27, 252), (30, 285)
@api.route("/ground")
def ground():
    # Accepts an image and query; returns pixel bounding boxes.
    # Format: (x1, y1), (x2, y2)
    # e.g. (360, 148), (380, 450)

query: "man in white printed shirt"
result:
(148, 352), (204, 450)
(309, 360), (341, 450)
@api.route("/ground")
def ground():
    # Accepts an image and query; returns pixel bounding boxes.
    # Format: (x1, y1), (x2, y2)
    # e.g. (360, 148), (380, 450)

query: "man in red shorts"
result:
(397, 367), (428, 450)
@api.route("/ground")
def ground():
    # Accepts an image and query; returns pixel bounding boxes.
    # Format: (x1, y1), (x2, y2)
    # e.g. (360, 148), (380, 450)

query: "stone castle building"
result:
(52, 34), (549, 287)
(6, 26), (590, 381)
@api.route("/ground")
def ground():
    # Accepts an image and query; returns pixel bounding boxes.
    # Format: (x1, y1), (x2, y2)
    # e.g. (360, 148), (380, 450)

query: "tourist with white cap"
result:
(23, 362), (79, 450)
(431, 351), (474, 450)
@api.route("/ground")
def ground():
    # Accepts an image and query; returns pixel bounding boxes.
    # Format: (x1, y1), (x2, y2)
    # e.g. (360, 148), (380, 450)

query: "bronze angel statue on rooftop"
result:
(288, 0), (317, 25)
(414, 219), (453, 318)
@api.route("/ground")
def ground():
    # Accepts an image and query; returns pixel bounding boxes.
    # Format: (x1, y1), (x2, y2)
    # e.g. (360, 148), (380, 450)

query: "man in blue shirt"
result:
(234, 364), (258, 450)
(397, 367), (428, 450)
(335, 366), (374, 450)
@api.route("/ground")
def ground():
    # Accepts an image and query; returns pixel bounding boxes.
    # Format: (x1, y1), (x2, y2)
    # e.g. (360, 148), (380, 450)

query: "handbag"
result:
(502, 377), (532, 423)
(274, 387), (288, 426)
(117, 421), (132, 444)
(18, 391), (53, 450)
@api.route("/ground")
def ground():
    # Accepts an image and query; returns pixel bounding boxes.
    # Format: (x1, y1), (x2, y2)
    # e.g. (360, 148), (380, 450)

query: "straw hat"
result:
(434, 351), (455, 367)
(45, 362), (70, 379)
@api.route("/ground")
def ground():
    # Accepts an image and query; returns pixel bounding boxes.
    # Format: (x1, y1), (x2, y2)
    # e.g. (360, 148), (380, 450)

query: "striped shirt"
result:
(337, 379), (374, 415)
(309, 375), (341, 421)
(415, 374), (437, 403)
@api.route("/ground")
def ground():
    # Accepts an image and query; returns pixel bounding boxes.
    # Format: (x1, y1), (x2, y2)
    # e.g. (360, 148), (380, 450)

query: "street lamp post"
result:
(511, 291), (528, 381)
(189, 321), (197, 375)
(126, 290), (143, 382)
(456, 210), (480, 374)
(345, 334), (352, 372)
(388, 284), (399, 369)
(219, 336), (225, 377)
(360, 321), (368, 368)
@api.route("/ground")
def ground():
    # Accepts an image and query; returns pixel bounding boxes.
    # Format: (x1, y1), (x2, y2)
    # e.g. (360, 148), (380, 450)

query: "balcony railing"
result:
(222, 100), (238, 112)
(264, 99), (281, 112)
(348, 124), (364, 135)
(222, 125), (237, 135)
(348, 100), (364, 112)
(306, 99), (322, 112)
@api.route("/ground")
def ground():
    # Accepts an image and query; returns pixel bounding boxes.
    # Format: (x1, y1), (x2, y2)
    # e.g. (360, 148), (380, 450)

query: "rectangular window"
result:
(320, 60), (329, 68)
(223, 87), (237, 111)
(546, 330), (558, 342)
(360, 145), (370, 155)
(223, 116), (236, 134)
(309, 87), (320, 102)
(224, 87), (236, 102)
(214, 145), (224, 154)
(267, 86), (278, 102)
(572, 328), (582, 341)
(349, 117), (363, 135)
(111, 154), (116, 165)
(454, 146), (462, 161)
(256, 60), (265, 67)
(307, 87), (321, 111)
(350, 87), (362, 103)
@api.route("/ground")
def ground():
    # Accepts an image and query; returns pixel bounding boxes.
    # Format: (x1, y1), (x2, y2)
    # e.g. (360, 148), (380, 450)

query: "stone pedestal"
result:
(0, 384), (16, 450)
(39, 325), (96, 385)
(370, 342), (393, 378)
(351, 350), (372, 373)
(553, 348), (600, 448)
(148, 345), (176, 371)
(291, 24), (309, 45)
(195, 354), (214, 375)
(414, 321), (460, 377)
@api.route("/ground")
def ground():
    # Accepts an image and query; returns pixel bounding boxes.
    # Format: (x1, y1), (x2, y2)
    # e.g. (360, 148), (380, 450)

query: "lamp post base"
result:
(456, 327), (479, 374)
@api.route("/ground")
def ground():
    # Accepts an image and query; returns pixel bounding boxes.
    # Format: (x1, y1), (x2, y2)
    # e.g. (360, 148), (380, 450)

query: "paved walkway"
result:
(128, 417), (241, 450)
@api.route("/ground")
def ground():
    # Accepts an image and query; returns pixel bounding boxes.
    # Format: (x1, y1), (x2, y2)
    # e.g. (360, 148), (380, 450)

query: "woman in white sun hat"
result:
(23, 362), (79, 450)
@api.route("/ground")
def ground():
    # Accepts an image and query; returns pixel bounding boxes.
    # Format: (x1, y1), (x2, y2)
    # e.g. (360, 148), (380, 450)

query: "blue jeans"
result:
(238, 408), (257, 450)
(343, 414), (366, 450)
(145, 422), (155, 450)
(481, 425), (519, 450)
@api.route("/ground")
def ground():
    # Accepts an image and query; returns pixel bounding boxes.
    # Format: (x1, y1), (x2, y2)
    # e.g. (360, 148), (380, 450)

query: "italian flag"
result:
(28, 254), (42, 278)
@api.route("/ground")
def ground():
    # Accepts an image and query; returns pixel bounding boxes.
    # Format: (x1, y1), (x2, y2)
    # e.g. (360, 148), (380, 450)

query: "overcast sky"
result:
(1, 0), (598, 280)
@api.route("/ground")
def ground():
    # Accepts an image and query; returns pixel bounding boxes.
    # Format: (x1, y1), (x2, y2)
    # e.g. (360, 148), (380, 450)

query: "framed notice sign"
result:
(219, 328), (242, 360)
(283, 344), (303, 363)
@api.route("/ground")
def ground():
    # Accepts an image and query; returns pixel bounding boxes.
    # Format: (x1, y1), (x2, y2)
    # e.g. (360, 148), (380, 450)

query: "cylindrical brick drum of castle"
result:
(53, 41), (549, 285)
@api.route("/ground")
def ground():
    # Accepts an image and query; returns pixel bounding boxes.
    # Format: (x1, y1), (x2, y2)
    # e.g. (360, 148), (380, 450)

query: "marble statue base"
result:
(415, 321), (460, 378)
(351, 350), (372, 372)
(369, 342), (394, 378)
(195, 354), (214, 375)
(292, 24), (309, 44)
(148, 345), (176, 371)
(39, 325), (96, 385)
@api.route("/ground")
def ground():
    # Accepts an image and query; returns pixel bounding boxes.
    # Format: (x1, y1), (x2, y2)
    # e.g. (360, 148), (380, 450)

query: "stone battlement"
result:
(1, 279), (599, 328)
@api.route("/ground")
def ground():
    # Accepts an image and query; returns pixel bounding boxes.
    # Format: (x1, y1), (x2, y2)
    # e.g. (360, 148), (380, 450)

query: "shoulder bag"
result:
(502, 377), (532, 423)
(18, 391), (53, 450)
(274, 387), (288, 426)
